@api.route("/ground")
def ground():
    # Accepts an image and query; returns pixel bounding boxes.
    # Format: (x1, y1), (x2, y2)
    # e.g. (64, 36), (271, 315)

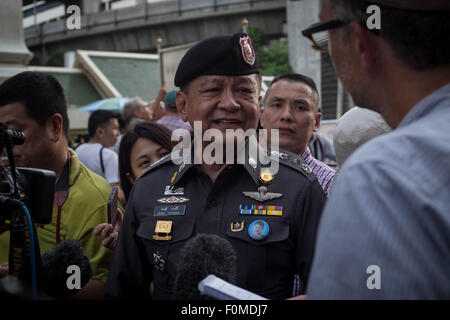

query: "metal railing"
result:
(24, 0), (284, 41)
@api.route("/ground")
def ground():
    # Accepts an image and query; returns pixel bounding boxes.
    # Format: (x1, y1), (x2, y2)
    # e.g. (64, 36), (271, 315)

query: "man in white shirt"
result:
(76, 110), (120, 185)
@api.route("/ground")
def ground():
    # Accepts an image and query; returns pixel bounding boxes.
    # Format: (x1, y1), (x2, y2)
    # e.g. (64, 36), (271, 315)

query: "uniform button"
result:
(209, 199), (218, 207)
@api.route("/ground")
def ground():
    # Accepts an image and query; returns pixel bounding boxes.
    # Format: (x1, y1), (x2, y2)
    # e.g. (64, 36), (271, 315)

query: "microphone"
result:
(198, 274), (267, 300)
(173, 234), (237, 300)
(40, 240), (92, 299)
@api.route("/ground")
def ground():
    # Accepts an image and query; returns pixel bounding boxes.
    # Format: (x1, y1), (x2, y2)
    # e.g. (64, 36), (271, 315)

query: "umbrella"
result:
(78, 97), (133, 113)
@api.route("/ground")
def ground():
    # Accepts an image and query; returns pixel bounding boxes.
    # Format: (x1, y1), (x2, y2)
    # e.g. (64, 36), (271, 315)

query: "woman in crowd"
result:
(118, 122), (174, 202)
(93, 122), (174, 248)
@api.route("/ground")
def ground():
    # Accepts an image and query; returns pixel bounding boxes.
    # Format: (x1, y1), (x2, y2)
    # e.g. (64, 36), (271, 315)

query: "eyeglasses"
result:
(301, 20), (351, 54)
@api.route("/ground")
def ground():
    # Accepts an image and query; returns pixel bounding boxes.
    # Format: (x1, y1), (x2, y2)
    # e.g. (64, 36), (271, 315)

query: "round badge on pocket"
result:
(248, 220), (269, 241)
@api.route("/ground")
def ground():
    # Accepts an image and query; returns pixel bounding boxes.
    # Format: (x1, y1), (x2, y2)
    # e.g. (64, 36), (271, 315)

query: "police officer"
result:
(105, 33), (326, 299)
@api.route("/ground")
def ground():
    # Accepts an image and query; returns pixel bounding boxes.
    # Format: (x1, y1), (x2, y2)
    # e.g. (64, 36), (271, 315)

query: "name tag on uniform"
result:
(153, 205), (186, 217)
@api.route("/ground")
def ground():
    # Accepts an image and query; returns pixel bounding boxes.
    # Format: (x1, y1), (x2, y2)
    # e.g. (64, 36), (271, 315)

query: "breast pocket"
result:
(136, 217), (195, 293)
(226, 217), (292, 292)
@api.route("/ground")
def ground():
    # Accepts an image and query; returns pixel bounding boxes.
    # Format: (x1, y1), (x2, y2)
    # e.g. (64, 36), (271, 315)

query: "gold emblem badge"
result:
(153, 220), (173, 241)
(231, 221), (245, 232)
(259, 168), (274, 185)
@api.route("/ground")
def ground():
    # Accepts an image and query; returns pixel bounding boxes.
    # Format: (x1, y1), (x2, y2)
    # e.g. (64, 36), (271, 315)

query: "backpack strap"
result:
(100, 146), (105, 175)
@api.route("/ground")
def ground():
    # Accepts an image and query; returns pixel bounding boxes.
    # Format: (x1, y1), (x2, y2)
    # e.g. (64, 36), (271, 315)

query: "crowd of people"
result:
(0, 0), (449, 300)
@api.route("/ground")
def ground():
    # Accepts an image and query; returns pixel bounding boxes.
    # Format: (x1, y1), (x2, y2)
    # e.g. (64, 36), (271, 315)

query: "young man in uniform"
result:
(105, 33), (326, 299)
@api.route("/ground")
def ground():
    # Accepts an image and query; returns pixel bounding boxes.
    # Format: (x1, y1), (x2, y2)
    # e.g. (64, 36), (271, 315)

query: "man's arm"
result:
(147, 82), (167, 121)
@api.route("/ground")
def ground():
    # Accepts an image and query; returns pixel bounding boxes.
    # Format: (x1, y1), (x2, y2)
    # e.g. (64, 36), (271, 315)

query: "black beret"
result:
(174, 32), (259, 88)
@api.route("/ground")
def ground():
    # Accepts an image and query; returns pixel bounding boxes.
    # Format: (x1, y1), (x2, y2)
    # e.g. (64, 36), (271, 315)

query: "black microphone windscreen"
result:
(173, 233), (237, 300)
(40, 239), (92, 298)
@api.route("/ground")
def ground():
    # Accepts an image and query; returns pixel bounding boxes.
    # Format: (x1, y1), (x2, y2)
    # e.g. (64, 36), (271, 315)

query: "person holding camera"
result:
(0, 72), (114, 299)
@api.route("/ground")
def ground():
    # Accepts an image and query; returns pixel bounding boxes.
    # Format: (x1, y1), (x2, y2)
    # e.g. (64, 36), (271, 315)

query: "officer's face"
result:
(0, 102), (60, 170)
(177, 74), (261, 138)
(261, 80), (321, 154)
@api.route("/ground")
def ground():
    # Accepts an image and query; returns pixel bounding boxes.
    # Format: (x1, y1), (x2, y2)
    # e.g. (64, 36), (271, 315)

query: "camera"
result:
(0, 122), (55, 295)
(0, 123), (55, 224)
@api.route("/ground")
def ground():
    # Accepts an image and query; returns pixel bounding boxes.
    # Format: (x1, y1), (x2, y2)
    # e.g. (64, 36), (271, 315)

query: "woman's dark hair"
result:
(119, 122), (174, 201)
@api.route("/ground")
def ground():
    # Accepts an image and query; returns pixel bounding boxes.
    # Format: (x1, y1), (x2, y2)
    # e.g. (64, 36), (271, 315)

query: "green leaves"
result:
(247, 27), (292, 76)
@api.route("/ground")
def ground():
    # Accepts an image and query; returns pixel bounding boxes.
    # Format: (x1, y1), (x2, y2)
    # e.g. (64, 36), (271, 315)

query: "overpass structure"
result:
(24, 0), (286, 62)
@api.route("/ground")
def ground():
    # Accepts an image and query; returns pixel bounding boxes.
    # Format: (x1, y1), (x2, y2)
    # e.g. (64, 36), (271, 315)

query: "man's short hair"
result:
(327, 0), (450, 70)
(88, 110), (118, 138)
(265, 73), (320, 112)
(122, 98), (143, 124)
(0, 71), (70, 137)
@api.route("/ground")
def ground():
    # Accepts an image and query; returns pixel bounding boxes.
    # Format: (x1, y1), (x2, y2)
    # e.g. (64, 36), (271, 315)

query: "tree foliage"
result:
(247, 27), (292, 76)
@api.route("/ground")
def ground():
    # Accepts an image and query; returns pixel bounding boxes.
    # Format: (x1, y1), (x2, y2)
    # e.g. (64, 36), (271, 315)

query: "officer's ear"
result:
(176, 90), (189, 122)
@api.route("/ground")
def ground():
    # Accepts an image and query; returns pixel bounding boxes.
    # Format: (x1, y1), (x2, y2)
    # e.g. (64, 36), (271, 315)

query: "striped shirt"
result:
(293, 147), (335, 296)
(299, 147), (335, 195)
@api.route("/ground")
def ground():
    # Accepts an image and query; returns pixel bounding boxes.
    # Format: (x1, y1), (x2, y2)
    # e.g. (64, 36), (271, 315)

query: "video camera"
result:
(0, 122), (55, 297)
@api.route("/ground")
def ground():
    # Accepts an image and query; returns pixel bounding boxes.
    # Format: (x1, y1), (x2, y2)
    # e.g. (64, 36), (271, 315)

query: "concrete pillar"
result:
(0, 0), (34, 83)
(287, 0), (321, 97)
(82, 0), (103, 14)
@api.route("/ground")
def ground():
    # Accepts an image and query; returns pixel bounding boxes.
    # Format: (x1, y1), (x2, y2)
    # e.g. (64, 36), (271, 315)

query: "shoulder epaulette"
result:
(136, 154), (173, 181)
(265, 149), (317, 183)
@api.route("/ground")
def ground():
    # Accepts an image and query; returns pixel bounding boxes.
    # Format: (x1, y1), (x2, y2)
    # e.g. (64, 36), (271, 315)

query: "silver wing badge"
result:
(243, 186), (283, 202)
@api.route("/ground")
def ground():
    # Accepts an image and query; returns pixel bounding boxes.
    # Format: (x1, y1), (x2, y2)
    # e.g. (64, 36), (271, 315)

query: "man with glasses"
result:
(302, 0), (450, 299)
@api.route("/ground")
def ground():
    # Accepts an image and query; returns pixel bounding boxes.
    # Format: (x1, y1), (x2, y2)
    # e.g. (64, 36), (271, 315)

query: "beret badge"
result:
(239, 35), (256, 66)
